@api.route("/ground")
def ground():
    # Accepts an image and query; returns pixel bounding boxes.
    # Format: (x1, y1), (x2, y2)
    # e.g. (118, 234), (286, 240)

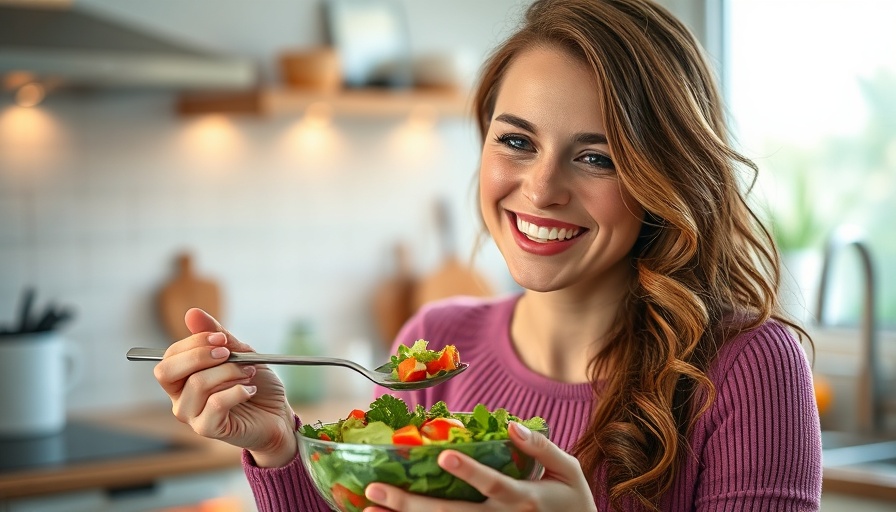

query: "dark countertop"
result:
(0, 405), (241, 500)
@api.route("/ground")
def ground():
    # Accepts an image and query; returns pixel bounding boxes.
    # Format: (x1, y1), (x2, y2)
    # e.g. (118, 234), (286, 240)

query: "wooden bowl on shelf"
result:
(279, 47), (342, 93)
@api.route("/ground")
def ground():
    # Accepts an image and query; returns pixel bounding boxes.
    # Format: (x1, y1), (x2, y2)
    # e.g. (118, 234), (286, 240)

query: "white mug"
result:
(0, 332), (82, 438)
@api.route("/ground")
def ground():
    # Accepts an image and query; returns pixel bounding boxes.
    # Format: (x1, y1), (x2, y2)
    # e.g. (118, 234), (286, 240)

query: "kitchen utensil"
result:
(371, 243), (415, 348)
(17, 287), (35, 334)
(412, 198), (493, 311)
(157, 252), (222, 342)
(126, 347), (468, 391)
(32, 302), (74, 333)
(2, 288), (75, 336)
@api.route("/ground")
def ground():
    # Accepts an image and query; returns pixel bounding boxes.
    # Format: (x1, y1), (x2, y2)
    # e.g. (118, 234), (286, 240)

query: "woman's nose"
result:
(521, 158), (570, 208)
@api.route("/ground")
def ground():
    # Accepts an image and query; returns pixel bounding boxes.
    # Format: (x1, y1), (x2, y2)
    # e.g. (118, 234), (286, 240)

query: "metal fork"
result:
(126, 347), (468, 391)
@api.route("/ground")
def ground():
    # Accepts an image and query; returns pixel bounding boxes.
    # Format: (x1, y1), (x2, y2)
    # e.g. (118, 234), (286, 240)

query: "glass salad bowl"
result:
(297, 399), (549, 512)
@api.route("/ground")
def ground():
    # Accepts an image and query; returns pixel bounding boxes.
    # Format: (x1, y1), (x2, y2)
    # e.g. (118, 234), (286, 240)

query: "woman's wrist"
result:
(248, 413), (300, 468)
(249, 435), (298, 468)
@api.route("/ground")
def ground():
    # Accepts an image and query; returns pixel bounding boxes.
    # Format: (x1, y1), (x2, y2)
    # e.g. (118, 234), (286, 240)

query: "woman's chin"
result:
(508, 268), (565, 293)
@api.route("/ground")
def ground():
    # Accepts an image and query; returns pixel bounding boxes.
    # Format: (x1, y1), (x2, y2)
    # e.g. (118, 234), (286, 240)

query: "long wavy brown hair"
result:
(472, 0), (810, 510)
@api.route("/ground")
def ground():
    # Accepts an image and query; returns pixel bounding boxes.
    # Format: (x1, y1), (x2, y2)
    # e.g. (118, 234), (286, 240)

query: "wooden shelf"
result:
(176, 86), (471, 118)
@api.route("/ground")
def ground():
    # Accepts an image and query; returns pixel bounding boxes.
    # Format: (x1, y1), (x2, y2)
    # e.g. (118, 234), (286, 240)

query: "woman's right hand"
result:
(153, 308), (298, 467)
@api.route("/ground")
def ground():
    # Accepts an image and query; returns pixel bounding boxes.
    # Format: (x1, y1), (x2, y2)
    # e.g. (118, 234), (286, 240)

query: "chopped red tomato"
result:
(420, 417), (466, 442)
(425, 345), (460, 375)
(331, 482), (366, 511)
(318, 432), (332, 441)
(397, 357), (426, 382)
(347, 409), (366, 422)
(511, 449), (527, 471)
(392, 424), (424, 445)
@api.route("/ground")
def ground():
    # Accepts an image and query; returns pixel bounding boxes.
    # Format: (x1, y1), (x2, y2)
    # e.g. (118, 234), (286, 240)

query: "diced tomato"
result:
(331, 482), (367, 511)
(425, 345), (460, 375)
(347, 409), (366, 422)
(392, 424), (424, 445)
(318, 432), (331, 441)
(511, 449), (526, 471)
(420, 417), (466, 441)
(311, 452), (321, 462)
(397, 357), (426, 382)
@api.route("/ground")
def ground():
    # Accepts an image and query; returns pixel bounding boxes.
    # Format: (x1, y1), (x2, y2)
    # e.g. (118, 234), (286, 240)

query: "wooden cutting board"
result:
(371, 243), (415, 349)
(412, 199), (493, 311)
(157, 252), (223, 342)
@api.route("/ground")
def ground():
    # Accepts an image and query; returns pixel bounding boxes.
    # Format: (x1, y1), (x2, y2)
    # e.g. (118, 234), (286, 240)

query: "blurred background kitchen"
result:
(0, 0), (894, 510)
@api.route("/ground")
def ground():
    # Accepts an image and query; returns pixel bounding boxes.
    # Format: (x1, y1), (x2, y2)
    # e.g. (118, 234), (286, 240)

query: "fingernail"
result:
(243, 385), (257, 395)
(210, 346), (229, 359)
(208, 332), (226, 345)
(242, 365), (256, 376)
(512, 421), (531, 440)
(365, 485), (386, 502)
(440, 452), (460, 469)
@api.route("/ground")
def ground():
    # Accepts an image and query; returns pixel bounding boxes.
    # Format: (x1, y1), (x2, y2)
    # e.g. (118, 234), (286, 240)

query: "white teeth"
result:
(515, 216), (581, 242)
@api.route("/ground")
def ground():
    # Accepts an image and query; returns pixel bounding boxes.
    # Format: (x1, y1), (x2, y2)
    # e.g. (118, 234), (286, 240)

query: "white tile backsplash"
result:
(0, 193), (26, 244)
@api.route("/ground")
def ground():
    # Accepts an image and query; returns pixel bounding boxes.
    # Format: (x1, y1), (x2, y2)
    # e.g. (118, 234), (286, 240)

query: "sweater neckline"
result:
(492, 294), (595, 401)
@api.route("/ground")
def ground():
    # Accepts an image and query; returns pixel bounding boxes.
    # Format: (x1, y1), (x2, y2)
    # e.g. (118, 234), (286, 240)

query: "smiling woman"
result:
(145, 2), (822, 511)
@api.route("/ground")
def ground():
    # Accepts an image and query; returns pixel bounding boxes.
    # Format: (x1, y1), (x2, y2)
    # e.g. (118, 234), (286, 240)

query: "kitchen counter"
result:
(0, 399), (359, 501)
(0, 405), (241, 500)
(824, 467), (896, 502)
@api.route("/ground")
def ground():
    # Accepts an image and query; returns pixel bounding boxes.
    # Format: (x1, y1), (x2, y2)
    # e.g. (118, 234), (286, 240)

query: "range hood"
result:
(0, 4), (257, 90)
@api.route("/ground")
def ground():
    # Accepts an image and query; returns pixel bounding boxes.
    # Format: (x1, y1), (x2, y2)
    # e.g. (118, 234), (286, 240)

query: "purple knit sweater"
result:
(243, 294), (822, 511)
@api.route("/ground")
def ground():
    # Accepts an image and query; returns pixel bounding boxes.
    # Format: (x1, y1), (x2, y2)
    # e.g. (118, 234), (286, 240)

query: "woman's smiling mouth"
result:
(509, 211), (587, 255)
(516, 216), (582, 242)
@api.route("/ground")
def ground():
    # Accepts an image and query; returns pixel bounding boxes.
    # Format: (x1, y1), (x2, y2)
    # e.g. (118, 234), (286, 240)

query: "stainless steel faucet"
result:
(814, 230), (881, 433)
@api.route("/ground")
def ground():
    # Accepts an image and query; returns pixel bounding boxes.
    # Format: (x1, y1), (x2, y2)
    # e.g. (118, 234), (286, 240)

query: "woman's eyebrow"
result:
(494, 113), (537, 133)
(575, 133), (608, 145)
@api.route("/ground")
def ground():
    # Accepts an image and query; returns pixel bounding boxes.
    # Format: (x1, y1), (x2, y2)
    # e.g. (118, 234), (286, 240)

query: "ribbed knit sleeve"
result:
(681, 321), (823, 511)
(242, 446), (331, 511)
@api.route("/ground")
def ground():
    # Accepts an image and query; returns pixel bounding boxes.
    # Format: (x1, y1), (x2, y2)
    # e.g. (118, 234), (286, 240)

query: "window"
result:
(726, 0), (896, 327)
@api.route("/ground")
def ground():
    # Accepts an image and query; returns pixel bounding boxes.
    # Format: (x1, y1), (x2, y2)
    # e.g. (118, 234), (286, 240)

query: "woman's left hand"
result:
(362, 421), (597, 512)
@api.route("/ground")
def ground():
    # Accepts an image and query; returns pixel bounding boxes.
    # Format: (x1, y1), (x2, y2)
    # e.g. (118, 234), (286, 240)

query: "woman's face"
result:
(479, 46), (645, 293)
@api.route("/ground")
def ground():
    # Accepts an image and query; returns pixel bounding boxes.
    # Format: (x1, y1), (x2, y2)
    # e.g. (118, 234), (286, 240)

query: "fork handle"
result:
(126, 347), (168, 361)
(126, 347), (363, 369)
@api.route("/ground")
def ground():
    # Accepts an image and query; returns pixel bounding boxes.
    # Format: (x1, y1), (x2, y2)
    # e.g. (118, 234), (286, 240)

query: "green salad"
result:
(297, 395), (548, 511)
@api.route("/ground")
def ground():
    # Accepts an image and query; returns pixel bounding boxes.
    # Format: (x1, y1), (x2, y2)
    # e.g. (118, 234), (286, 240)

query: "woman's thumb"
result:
(184, 307), (223, 335)
(183, 308), (254, 352)
(509, 421), (582, 482)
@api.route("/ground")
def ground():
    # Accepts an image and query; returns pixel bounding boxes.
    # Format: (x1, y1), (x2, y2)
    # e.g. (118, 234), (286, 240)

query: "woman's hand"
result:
(362, 421), (597, 512)
(153, 308), (297, 468)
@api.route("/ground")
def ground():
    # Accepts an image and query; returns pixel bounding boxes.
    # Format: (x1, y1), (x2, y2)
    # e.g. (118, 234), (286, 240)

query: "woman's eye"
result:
(495, 134), (533, 151)
(580, 152), (615, 170)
